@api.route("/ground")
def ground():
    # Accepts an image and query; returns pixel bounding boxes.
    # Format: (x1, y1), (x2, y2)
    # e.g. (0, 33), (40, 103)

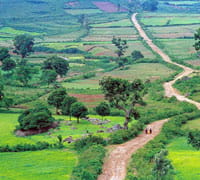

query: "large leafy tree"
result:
(142, 0), (158, 11)
(41, 69), (57, 86)
(70, 102), (88, 124)
(48, 87), (67, 114)
(0, 47), (10, 62)
(112, 37), (128, 67)
(18, 106), (55, 130)
(100, 77), (145, 129)
(13, 34), (34, 58)
(194, 28), (200, 55)
(43, 56), (69, 77)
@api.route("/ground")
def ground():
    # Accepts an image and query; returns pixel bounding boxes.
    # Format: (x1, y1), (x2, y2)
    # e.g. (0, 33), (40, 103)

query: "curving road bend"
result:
(132, 13), (200, 109)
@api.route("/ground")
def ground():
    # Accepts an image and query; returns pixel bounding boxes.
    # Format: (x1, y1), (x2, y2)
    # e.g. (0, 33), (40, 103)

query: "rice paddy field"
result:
(167, 137), (200, 180)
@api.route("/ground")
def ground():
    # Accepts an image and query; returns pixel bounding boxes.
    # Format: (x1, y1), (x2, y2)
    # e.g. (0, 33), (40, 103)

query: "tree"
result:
(2, 97), (13, 110)
(153, 150), (173, 180)
(48, 87), (67, 114)
(131, 50), (144, 61)
(188, 130), (200, 150)
(0, 47), (10, 62)
(112, 37), (128, 67)
(142, 0), (158, 12)
(43, 56), (69, 77)
(95, 102), (110, 120)
(17, 106), (55, 130)
(13, 34), (34, 58)
(99, 77), (145, 129)
(128, 0), (142, 13)
(70, 102), (88, 124)
(194, 28), (200, 55)
(1, 58), (16, 72)
(41, 70), (57, 86)
(61, 96), (77, 118)
(16, 61), (37, 86)
(0, 83), (4, 101)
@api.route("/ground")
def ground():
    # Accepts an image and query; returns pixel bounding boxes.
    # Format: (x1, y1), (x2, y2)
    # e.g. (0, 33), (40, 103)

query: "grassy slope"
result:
(0, 149), (77, 180)
(167, 137), (200, 180)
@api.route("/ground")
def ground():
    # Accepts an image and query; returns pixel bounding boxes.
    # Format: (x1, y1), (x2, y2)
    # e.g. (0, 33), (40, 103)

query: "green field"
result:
(0, 150), (77, 180)
(182, 119), (200, 130)
(167, 137), (200, 180)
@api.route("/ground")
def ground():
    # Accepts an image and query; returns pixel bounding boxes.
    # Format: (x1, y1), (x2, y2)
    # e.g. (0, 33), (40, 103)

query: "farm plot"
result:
(140, 14), (200, 26)
(91, 19), (133, 27)
(182, 118), (200, 130)
(82, 27), (138, 42)
(167, 137), (200, 180)
(157, 39), (197, 62)
(148, 24), (200, 39)
(65, 8), (102, 15)
(84, 41), (156, 58)
(0, 150), (77, 180)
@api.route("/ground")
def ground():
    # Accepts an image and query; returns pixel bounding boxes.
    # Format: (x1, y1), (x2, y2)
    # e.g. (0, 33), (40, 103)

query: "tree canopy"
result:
(142, 0), (158, 11)
(70, 102), (88, 123)
(48, 87), (67, 114)
(13, 34), (34, 58)
(61, 96), (77, 116)
(95, 102), (110, 120)
(43, 56), (69, 77)
(194, 28), (200, 54)
(2, 58), (16, 71)
(41, 69), (57, 85)
(17, 106), (55, 130)
(100, 77), (145, 129)
(0, 47), (10, 62)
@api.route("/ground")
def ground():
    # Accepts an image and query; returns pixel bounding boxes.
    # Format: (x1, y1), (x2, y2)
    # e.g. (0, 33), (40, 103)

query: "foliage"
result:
(71, 145), (106, 180)
(13, 34), (34, 58)
(0, 47), (10, 62)
(142, 0), (159, 12)
(95, 102), (110, 120)
(43, 56), (69, 77)
(70, 102), (88, 123)
(194, 28), (200, 55)
(47, 87), (67, 114)
(74, 135), (107, 151)
(112, 37), (128, 67)
(1, 97), (13, 110)
(41, 69), (57, 85)
(188, 130), (200, 150)
(131, 50), (144, 61)
(152, 150), (173, 180)
(100, 76), (145, 129)
(17, 106), (55, 130)
(1, 58), (16, 71)
(61, 96), (77, 116)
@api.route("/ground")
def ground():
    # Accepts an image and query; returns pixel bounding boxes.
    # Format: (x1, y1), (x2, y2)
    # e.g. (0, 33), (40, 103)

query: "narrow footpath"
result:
(98, 13), (200, 180)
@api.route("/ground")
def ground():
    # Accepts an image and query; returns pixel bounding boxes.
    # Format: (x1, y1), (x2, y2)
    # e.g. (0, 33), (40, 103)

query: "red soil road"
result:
(98, 119), (168, 180)
(98, 13), (200, 180)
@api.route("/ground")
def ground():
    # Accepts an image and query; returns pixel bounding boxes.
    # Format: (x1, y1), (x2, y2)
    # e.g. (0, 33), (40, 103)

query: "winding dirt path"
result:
(98, 13), (200, 180)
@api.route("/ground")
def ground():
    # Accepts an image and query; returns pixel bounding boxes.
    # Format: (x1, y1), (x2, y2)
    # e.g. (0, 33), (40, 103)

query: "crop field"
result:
(0, 150), (77, 180)
(167, 137), (200, 180)
(140, 14), (200, 26)
(156, 39), (197, 63)
(65, 8), (102, 15)
(91, 19), (133, 27)
(147, 24), (200, 39)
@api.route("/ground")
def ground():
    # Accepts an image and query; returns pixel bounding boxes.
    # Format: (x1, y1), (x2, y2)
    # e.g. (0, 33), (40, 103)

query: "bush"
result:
(71, 145), (106, 180)
(74, 135), (107, 151)
(188, 130), (200, 150)
(17, 106), (55, 130)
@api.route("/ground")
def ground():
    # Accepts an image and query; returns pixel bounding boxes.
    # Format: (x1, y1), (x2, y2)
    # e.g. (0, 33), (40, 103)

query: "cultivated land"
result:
(0, 0), (200, 179)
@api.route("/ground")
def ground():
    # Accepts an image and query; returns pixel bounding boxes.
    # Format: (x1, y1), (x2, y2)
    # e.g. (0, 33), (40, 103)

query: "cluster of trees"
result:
(47, 87), (88, 123)
(194, 28), (200, 56)
(128, 0), (159, 13)
(112, 37), (144, 68)
(0, 34), (70, 87)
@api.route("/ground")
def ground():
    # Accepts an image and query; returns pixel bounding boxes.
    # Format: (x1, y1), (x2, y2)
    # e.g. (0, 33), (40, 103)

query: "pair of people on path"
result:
(145, 127), (152, 134)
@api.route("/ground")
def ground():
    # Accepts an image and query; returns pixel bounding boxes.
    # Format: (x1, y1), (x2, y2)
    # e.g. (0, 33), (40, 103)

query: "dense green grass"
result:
(0, 113), (125, 146)
(0, 149), (77, 180)
(167, 137), (200, 180)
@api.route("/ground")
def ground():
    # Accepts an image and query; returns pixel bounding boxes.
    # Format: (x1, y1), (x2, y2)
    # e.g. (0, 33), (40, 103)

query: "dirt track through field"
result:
(98, 13), (200, 180)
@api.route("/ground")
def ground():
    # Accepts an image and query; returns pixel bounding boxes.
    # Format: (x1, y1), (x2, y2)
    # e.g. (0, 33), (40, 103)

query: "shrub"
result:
(188, 130), (200, 150)
(74, 135), (107, 151)
(71, 145), (106, 180)
(17, 106), (55, 130)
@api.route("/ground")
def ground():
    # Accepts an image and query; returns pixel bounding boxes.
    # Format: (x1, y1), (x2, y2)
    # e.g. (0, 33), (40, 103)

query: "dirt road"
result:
(98, 13), (200, 180)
